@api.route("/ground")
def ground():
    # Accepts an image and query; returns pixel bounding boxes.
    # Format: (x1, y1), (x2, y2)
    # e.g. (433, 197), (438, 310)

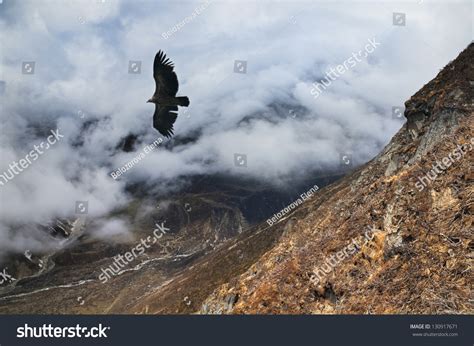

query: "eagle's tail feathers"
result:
(175, 96), (190, 107)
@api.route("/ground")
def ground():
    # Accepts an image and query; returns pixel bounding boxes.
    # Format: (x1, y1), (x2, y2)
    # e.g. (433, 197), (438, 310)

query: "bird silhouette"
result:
(147, 50), (189, 138)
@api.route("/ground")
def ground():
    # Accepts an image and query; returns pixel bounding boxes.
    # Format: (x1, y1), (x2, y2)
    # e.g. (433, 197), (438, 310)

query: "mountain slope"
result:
(197, 43), (473, 314)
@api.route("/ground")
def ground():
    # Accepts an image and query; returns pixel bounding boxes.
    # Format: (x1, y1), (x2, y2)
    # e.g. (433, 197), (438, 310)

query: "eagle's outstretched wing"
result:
(153, 50), (179, 97)
(153, 104), (178, 138)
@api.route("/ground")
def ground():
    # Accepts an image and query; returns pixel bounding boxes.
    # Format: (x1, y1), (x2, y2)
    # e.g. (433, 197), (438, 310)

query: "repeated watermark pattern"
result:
(98, 222), (170, 283)
(233, 153), (247, 167)
(233, 60), (247, 74)
(128, 60), (141, 74)
(77, 109), (86, 119)
(77, 296), (85, 306)
(288, 109), (298, 118)
(0, 129), (64, 188)
(266, 184), (319, 226)
(392, 12), (406, 26)
(392, 106), (405, 120)
(75, 201), (89, 214)
(22, 61), (35, 74)
(310, 38), (380, 99)
(340, 153), (353, 168)
(0, 268), (16, 285)
(184, 203), (192, 212)
(310, 226), (375, 285)
(415, 137), (474, 192)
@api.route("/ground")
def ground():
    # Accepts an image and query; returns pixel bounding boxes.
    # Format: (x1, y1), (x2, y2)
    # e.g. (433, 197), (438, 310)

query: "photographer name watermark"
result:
(266, 184), (319, 226)
(162, 0), (213, 40)
(110, 137), (163, 180)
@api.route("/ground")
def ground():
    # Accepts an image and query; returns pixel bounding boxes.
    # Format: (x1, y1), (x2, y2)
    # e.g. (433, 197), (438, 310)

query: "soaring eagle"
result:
(147, 50), (189, 138)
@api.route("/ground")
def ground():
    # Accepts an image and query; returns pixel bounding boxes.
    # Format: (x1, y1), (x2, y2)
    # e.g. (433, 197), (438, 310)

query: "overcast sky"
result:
(0, 0), (471, 254)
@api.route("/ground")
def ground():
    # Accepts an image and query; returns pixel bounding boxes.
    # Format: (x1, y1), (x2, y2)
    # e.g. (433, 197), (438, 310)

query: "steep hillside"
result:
(198, 43), (473, 314)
